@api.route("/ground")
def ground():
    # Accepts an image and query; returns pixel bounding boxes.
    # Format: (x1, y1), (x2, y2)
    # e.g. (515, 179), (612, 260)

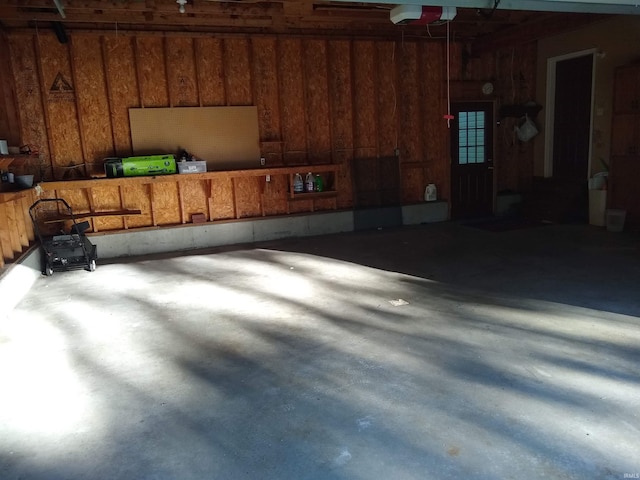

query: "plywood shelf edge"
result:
(43, 209), (143, 224)
(290, 191), (338, 200)
(40, 164), (340, 191)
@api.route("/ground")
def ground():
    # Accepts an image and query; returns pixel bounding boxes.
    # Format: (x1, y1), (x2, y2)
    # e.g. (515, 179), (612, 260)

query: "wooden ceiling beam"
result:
(0, 0), (610, 42)
(471, 12), (610, 54)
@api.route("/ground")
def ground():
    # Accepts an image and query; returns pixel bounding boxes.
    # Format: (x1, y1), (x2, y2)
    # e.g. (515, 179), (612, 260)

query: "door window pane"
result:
(459, 148), (467, 164)
(458, 110), (486, 165)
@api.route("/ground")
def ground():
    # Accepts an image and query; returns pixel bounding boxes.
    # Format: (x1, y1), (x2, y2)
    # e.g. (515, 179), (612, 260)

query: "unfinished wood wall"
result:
(4, 31), (537, 225)
(465, 42), (539, 194)
(0, 34), (21, 148)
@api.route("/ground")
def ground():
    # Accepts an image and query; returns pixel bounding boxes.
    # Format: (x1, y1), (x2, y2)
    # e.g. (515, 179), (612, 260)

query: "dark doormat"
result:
(463, 217), (549, 232)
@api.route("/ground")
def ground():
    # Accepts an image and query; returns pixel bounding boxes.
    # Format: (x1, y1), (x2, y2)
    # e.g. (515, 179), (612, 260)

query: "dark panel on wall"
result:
(353, 156), (400, 208)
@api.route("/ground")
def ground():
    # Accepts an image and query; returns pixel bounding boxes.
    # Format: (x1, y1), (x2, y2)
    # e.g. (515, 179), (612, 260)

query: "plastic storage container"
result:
(424, 184), (437, 202)
(177, 160), (207, 173)
(305, 172), (315, 192)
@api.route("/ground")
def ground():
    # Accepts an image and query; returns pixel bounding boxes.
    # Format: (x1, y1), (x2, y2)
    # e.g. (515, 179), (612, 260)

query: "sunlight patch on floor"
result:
(0, 311), (95, 437)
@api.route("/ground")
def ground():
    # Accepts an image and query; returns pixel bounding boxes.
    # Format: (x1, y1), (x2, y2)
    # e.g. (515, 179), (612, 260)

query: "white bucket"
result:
(588, 190), (607, 226)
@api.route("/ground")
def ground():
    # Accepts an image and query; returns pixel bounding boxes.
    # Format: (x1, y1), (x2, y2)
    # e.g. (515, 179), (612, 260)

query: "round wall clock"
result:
(482, 82), (494, 95)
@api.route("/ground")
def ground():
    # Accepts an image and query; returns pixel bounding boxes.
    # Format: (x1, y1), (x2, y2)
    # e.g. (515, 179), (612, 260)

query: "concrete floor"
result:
(1, 222), (640, 480)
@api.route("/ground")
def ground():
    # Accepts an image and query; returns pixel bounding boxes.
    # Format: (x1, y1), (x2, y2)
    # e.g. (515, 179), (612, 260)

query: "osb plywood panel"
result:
(103, 36), (139, 157)
(90, 185), (125, 231)
(313, 197), (335, 211)
(335, 153), (353, 209)
(467, 49), (495, 82)
(327, 40), (353, 209)
(224, 38), (252, 106)
(122, 183), (153, 228)
(251, 38), (280, 142)
(8, 35), (50, 173)
(494, 43), (536, 193)
(234, 177), (261, 218)
(194, 37), (226, 107)
(302, 39), (331, 165)
(449, 42), (463, 81)
(352, 41), (377, 159)
(19, 195), (35, 243)
(260, 141), (284, 166)
(261, 175), (288, 216)
(165, 37), (199, 107)
(0, 35), (21, 147)
(288, 199), (313, 214)
(38, 34), (83, 173)
(397, 42), (422, 168)
(278, 38), (307, 165)
(517, 44), (536, 192)
(210, 178), (235, 220)
(135, 37), (168, 108)
(376, 41), (397, 158)
(180, 180), (208, 222)
(151, 182), (180, 225)
(4, 202), (21, 254)
(0, 203), (14, 261)
(327, 40), (353, 152)
(422, 42), (448, 199)
(71, 35), (114, 173)
(401, 165), (424, 204)
(129, 106), (260, 170)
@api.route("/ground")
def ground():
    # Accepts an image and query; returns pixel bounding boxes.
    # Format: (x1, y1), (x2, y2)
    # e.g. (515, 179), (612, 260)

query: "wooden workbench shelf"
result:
(37, 164), (342, 233)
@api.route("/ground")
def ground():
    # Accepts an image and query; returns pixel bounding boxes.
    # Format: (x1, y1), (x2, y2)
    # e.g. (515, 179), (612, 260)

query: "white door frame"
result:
(543, 48), (597, 178)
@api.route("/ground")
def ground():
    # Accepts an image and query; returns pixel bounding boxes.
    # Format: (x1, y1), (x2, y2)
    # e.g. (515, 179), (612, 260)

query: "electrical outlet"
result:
(394, 147), (400, 157)
(260, 157), (266, 166)
(266, 174), (271, 182)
